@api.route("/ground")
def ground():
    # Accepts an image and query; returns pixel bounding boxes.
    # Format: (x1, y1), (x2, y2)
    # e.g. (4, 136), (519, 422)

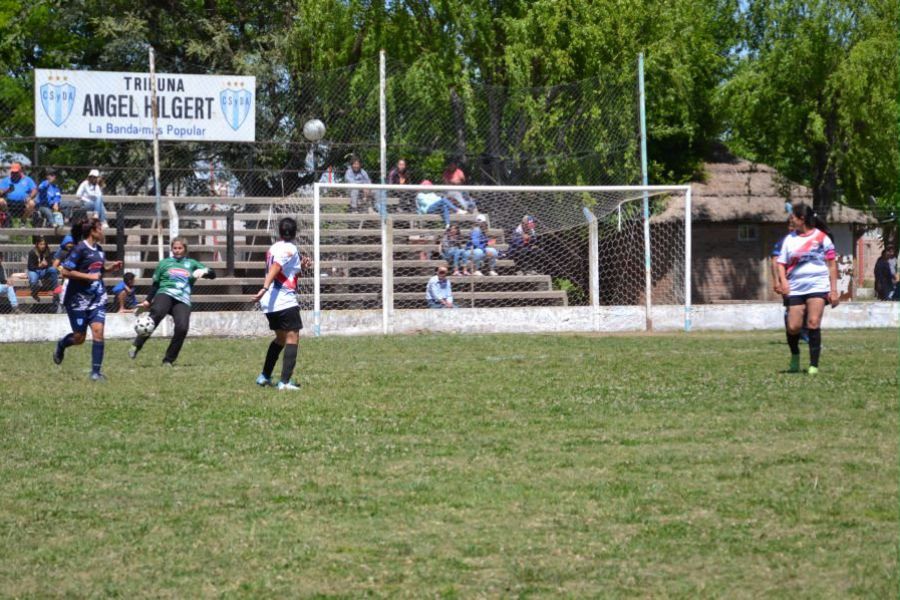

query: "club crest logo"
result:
(219, 85), (252, 131)
(40, 80), (76, 126)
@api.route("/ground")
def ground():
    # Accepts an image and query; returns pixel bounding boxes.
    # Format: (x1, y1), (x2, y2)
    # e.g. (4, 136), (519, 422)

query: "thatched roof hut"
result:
(653, 155), (875, 225)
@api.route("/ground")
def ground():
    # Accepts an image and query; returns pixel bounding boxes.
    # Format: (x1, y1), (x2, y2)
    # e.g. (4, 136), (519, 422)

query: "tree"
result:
(718, 0), (899, 213)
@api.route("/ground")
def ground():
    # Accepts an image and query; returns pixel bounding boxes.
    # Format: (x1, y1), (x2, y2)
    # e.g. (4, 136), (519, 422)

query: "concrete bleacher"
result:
(0, 194), (568, 311)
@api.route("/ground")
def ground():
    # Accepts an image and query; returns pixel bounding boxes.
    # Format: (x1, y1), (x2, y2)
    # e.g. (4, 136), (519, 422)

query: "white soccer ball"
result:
(134, 313), (155, 337)
(302, 118), (326, 142)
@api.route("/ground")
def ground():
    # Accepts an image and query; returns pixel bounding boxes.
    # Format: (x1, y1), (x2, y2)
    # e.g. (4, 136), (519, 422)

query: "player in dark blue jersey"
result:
(53, 218), (122, 381)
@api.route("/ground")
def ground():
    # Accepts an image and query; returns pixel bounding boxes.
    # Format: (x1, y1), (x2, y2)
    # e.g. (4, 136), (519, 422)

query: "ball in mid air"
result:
(134, 313), (155, 337)
(302, 118), (326, 142)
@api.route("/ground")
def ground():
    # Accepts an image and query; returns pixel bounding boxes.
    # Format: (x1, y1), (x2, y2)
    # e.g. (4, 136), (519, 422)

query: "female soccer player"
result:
(776, 203), (839, 374)
(53, 218), (123, 381)
(128, 237), (216, 366)
(252, 217), (310, 391)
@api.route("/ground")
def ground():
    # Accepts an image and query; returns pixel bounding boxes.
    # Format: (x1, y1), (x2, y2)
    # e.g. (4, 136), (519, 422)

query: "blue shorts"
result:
(66, 305), (106, 333)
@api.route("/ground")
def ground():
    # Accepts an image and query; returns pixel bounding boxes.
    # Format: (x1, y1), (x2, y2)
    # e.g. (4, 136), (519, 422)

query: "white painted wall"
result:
(1, 303), (897, 343)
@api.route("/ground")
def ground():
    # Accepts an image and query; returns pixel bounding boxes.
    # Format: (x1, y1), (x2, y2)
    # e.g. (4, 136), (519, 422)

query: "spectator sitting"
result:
(416, 180), (464, 229)
(388, 159), (412, 185)
(27, 236), (59, 304)
(509, 214), (540, 275)
(0, 162), (38, 227)
(465, 214), (498, 276)
(36, 168), (65, 229)
(75, 169), (109, 227)
(425, 265), (454, 308)
(0, 255), (22, 313)
(441, 224), (468, 276)
(111, 272), (138, 312)
(442, 159), (477, 212)
(343, 156), (372, 212)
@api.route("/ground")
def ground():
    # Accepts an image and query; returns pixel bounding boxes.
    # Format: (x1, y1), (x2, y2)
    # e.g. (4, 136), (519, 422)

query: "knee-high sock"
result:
(262, 340), (283, 379)
(808, 329), (821, 367)
(56, 332), (75, 358)
(280, 344), (298, 384)
(91, 341), (104, 375)
(786, 332), (800, 355)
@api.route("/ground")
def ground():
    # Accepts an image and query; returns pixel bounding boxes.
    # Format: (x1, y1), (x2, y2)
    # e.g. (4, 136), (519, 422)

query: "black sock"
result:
(56, 333), (74, 358)
(91, 341), (104, 375)
(262, 340), (283, 379)
(280, 344), (298, 384)
(786, 332), (800, 355)
(808, 329), (821, 367)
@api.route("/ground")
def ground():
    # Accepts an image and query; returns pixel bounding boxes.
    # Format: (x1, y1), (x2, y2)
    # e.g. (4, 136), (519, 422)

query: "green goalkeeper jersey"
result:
(152, 256), (207, 306)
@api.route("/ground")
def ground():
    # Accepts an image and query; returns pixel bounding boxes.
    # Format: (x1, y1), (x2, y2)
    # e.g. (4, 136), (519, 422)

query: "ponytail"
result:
(792, 203), (831, 239)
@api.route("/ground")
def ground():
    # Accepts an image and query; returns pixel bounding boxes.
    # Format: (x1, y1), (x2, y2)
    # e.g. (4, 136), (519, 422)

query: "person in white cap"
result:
(76, 169), (108, 227)
(465, 213), (499, 276)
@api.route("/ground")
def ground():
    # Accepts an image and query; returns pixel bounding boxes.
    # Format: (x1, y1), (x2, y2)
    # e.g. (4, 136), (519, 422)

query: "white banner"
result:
(34, 69), (256, 142)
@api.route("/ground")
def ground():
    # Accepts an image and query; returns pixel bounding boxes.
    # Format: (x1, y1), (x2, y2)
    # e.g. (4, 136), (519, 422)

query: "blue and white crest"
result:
(219, 88), (252, 131)
(40, 83), (76, 127)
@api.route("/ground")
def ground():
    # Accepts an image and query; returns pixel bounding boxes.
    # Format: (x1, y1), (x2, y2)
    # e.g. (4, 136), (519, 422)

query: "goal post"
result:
(310, 182), (692, 335)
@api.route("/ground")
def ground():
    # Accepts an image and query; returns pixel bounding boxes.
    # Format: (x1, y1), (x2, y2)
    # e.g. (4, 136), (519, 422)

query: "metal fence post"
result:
(583, 207), (600, 331)
(382, 215), (394, 334)
(116, 206), (126, 262)
(226, 208), (235, 277)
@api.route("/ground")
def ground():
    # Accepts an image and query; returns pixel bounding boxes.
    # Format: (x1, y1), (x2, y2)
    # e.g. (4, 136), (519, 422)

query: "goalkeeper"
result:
(128, 238), (216, 366)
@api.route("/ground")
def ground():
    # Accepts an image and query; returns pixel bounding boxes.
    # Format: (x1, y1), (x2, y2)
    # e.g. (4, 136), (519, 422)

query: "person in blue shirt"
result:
(425, 266), (454, 308)
(53, 218), (123, 381)
(465, 214), (499, 276)
(111, 272), (138, 312)
(36, 169), (64, 228)
(0, 162), (38, 225)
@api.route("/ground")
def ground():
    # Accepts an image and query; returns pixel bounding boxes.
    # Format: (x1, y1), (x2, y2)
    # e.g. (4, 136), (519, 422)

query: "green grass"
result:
(1, 329), (897, 597)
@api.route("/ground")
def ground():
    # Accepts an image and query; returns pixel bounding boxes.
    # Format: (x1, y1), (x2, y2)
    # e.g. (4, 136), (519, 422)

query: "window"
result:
(738, 224), (759, 242)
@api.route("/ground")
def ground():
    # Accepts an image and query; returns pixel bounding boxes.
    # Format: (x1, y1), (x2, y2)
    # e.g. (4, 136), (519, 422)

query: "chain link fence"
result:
(0, 51), (650, 315)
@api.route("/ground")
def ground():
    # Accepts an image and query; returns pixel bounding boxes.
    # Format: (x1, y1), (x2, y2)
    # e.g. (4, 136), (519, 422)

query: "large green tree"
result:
(718, 0), (899, 213)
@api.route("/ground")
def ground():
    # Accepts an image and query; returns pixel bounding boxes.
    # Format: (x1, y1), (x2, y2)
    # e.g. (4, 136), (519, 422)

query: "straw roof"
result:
(653, 153), (874, 225)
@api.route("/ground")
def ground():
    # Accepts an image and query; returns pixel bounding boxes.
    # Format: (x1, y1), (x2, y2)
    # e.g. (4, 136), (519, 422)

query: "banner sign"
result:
(35, 69), (256, 142)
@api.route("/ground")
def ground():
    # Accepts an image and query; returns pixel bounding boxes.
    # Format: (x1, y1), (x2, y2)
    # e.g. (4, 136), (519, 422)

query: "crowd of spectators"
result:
(0, 163), (108, 229)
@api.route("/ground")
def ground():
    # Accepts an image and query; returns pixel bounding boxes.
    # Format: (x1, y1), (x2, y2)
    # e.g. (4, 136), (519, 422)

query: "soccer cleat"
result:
(256, 374), (272, 387)
(128, 345), (139, 360)
(162, 360), (174, 368)
(89, 372), (107, 382)
(788, 355), (800, 373)
(276, 381), (300, 391)
(53, 346), (64, 365)
(808, 366), (819, 375)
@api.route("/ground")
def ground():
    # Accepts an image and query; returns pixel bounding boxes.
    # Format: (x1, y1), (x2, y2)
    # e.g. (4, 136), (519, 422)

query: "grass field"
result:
(0, 329), (897, 597)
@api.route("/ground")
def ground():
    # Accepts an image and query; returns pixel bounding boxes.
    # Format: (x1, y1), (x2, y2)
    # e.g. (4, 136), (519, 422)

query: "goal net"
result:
(298, 182), (692, 332)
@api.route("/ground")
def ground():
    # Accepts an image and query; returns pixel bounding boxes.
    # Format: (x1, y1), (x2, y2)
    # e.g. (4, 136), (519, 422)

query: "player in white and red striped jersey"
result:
(776, 203), (839, 375)
(252, 217), (311, 390)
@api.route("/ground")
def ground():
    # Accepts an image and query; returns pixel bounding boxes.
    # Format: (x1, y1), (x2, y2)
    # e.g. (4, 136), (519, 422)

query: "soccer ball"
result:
(302, 118), (326, 142)
(134, 313), (155, 337)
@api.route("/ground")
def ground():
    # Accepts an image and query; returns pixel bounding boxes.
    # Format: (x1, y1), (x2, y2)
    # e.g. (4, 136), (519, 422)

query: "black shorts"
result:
(265, 306), (303, 331)
(786, 292), (830, 306)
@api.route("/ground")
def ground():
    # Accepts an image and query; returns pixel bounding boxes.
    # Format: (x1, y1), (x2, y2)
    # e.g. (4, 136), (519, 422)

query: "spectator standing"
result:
(75, 169), (109, 227)
(441, 224), (468, 276)
(344, 156), (372, 212)
(36, 169), (64, 228)
(874, 248), (893, 300)
(111, 272), (138, 312)
(425, 266), (454, 308)
(0, 255), (21, 313)
(465, 214), (499, 276)
(27, 237), (59, 305)
(0, 162), (38, 226)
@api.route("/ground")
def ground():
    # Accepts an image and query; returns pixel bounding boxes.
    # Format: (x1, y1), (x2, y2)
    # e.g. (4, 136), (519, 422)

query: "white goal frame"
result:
(313, 182), (692, 335)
